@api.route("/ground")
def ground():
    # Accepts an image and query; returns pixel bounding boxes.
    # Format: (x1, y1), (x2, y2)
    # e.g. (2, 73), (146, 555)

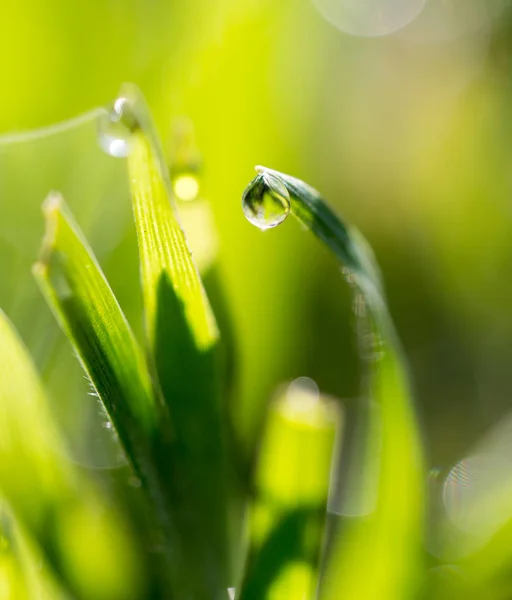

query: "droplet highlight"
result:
(242, 171), (291, 231)
(97, 96), (139, 158)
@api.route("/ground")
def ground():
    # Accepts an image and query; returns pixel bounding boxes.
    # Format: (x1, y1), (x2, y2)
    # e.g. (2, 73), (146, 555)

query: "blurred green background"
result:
(2, 0), (512, 488)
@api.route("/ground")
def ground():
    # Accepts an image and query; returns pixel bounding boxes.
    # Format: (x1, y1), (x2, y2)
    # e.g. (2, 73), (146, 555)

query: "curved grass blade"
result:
(32, 194), (179, 591)
(33, 193), (158, 464)
(118, 85), (231, 598)
(0, 312), (142, 599)
(242, 167), (425, 600)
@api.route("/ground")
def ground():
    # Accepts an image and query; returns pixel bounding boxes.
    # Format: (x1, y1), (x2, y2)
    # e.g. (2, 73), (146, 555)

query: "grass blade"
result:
(0, 311), (142, 599)
(242, 167), (425, 600)
(33, 193), (158, 462)
(32, 194), (179, 592)
(240, 381), (339, 600)
(119, 85), (230, 598)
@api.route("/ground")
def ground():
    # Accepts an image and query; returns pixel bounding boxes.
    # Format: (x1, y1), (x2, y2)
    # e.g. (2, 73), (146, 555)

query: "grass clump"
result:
(0, 85), (510, 600)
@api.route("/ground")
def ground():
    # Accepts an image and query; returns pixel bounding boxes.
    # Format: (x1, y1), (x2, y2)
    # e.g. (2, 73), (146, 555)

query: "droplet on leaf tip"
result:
(97, 95), (139, 158)
(242, 171), (290, 230)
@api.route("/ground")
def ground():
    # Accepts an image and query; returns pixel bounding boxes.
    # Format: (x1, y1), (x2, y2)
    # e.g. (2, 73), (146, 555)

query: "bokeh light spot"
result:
(312, 0), (427, 37)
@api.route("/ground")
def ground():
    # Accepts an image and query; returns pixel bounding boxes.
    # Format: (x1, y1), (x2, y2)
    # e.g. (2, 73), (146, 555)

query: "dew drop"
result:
(242, 171), (290, 231)
(97, 96), (139, 158)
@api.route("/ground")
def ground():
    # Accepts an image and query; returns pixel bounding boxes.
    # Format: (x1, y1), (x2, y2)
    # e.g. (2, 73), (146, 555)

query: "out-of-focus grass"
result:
(0, 311), (142, 600)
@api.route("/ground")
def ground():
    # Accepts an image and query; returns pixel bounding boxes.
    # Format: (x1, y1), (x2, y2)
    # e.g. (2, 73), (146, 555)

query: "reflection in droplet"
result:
(97, 96), (139, 158)
(242, 171), (291, 231)
(227, 588), (236, 600)
(312, 0), (427, 37)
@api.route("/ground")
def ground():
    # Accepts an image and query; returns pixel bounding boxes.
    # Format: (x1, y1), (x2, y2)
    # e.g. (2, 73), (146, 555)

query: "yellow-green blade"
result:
(240, 382), (339, 600)
(128, 127), (218, 351)
(33, 194), (159, 468)
(0, 312), (143, 600)
(124, 86), (230, 598)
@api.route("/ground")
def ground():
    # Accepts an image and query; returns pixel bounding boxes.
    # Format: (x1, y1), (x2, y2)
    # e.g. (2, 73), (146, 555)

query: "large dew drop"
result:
(242, 171), (291, 231)
(97, 96), (139, 158)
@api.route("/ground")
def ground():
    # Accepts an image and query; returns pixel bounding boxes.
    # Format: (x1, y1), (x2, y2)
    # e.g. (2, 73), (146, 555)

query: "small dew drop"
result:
(97, 96), (139, 158)
(103, 421), (113, 430)
(242, 171), (290, 231)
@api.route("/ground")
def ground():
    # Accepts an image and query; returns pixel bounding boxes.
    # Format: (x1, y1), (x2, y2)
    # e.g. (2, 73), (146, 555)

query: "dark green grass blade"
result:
(243, 167), (425, 600)
(123, 86), (230, 599)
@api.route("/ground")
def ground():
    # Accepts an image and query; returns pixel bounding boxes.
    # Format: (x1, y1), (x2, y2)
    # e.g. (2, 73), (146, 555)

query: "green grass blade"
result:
(242, 167), (425, 600)
(33, 193), (157, 454)
(32, 194), (181, 591)
(126, 103), (218, 351)
(0, 312), (143, 600)
(121, 86), (230, 598)
(240, 383), (339, 600)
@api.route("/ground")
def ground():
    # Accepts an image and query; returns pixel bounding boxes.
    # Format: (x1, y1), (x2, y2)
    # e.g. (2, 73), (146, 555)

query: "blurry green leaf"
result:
(242, 167), (425, 600)
(0, 512), (31, 600)
(456, 512), (512, 599)
(240, 382), (339, 599)
(0, 311), (142, 599)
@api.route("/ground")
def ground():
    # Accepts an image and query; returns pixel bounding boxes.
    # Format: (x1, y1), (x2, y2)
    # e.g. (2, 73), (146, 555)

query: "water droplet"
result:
(97, 96), (139, 158)
(103, 421), (113, 430)
(242, 171), (290, 231)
